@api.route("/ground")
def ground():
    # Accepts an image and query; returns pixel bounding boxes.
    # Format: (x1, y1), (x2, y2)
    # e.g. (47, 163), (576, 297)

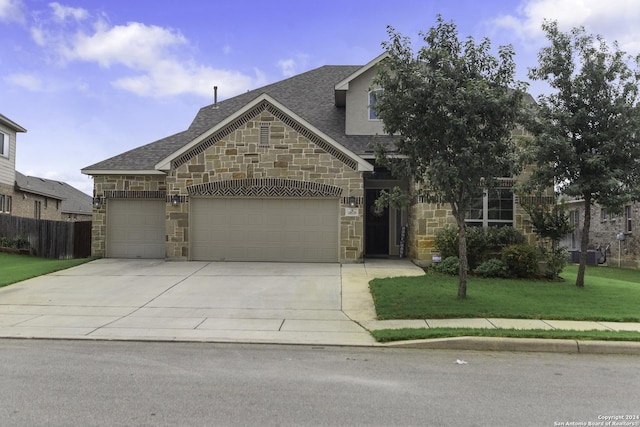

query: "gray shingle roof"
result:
(15, 171), (92, 215)
(83, 65), (396, 172)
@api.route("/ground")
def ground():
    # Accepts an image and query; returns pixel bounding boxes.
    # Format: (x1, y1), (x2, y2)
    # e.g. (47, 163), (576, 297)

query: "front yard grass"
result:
(369, 265), (640, 342)
(0, 253), (94, 288)
(369, 265), (640, 322)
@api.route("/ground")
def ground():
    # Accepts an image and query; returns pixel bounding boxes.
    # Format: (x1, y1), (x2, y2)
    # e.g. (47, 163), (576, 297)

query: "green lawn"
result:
(371, 327), (640, 343)
(369, 264), (640, 322)
(0, 253), (95, 287)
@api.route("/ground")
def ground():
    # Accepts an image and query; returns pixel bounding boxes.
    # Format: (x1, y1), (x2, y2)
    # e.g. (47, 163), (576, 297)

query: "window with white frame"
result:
(368, 89), (383, 120)
(625, 205), (632, 232)
(465, 188), (514, 228)
(0, 132), (8, 158)
(0, 195), (4, 212)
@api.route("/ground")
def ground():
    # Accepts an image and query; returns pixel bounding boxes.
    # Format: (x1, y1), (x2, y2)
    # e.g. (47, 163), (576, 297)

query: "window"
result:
(625, 205), (632, 233)
(259, 124), (270, 146)
(569, 209), (580, 248)
(44, 198), (48, 209)
(369, 89), (383, 120)
(0, 132), (8, 158)
(600, 208), (608, 221)
(6, 196), (10, 214)
(465, 188), (514, 228)
(0, 195), (4, 212)
(34, 201), (41, 219)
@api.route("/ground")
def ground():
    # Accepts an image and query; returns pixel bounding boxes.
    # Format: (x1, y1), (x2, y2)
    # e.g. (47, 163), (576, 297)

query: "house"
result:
(560, 199), (637, 268)
(82, 54), (535, 263)
(0, 113), (92, 222)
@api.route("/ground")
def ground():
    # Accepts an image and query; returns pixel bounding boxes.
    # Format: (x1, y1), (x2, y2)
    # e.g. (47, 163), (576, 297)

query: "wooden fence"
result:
(0, 215), (91, 259)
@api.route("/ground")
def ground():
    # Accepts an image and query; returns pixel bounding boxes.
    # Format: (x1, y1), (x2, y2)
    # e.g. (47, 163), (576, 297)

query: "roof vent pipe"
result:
(213, 86), (219, 109)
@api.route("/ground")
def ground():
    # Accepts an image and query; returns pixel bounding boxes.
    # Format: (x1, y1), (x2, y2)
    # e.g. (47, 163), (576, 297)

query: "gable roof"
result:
(15, 171), (92, 215)
(156, 93), (373, 172)
(82, 63), (394, 174)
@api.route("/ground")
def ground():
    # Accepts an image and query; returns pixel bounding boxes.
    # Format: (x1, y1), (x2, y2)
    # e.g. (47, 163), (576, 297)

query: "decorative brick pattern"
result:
(189, 178), (342, 198)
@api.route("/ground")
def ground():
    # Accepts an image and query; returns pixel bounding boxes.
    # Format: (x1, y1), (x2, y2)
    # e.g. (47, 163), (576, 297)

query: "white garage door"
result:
(107, 199), (165, 259)
(191, 198), (338, 262)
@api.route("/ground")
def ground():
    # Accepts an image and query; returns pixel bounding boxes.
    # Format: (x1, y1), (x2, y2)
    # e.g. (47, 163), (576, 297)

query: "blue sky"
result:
(2, 0), (639, 195)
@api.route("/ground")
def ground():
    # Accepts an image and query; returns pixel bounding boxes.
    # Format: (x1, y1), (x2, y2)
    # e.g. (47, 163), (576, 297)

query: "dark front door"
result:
(365, 189), (389, 256)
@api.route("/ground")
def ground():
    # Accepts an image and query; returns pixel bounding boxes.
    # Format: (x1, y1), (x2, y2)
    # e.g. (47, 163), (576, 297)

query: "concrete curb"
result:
(380, 336), (640, 355)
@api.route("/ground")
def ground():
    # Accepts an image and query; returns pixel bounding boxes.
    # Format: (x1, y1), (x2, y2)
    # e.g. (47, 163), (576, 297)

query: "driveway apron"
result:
(0, 259), (376, 345)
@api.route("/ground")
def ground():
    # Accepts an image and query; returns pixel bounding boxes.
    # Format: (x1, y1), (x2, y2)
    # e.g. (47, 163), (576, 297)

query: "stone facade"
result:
(91, 107), (365, 261)
(567, 202), (639, 269)
(407, 184), (537, 264)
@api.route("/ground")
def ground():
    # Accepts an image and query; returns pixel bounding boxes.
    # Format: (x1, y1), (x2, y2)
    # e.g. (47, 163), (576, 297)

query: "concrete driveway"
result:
(0, 258), (424, 346)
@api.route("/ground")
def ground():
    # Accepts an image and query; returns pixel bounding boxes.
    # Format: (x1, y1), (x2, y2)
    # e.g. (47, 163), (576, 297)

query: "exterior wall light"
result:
(349, 196), (357, 208)
(92, 196), (103, 209)
(171, 194), (181, 207)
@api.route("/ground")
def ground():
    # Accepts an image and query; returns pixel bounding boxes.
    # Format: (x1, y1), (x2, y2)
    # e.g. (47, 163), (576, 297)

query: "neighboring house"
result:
(560, 199), (638, 268)
(82, 54), (535, 262)
(0, 113), (92, 222)
(14, 172), (92, 221)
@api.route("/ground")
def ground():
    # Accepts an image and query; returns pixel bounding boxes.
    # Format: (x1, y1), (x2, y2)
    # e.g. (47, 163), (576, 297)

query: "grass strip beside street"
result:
(371, 327), (640, 343)
(0, 253), (94, 287)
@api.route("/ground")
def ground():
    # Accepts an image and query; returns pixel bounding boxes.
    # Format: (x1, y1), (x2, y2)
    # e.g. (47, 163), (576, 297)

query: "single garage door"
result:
(107, 199), (165, 258)
(191, 198), (338, 262)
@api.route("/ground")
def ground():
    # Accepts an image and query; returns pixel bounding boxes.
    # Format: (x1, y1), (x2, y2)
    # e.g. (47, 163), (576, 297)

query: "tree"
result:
(373, 16), (527, 298)
(526, 21), (640, 287)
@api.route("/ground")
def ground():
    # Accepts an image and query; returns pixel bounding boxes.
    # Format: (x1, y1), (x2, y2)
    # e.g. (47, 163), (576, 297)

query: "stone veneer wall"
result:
(165, 109), (364, 261)
(91, 108), (365, 261)
(580, 202), (639, 269)
(407, 189), (536, 265)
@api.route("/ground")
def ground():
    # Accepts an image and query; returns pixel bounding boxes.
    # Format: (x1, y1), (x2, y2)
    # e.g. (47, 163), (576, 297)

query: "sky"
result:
(1, 0), (640, 196)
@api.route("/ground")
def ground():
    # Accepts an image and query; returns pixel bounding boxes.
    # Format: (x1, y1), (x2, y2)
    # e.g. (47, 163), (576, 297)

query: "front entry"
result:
(365, 189), (389, 256)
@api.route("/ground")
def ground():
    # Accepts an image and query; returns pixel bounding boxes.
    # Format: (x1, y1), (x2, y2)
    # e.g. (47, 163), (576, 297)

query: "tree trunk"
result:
(576, 194), (592, 288)
(452, 208), (468, 299)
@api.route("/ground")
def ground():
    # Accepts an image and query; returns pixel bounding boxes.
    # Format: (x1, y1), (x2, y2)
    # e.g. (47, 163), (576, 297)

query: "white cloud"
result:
(0, 0), (24, 23)
(62, 21), (188, 69)
(495, 0), (640, 54)
(5, 73), (43, 91)
(277, 53), (311, 77)
(27, 4), (266, 98)
(49, 2), (88, 22)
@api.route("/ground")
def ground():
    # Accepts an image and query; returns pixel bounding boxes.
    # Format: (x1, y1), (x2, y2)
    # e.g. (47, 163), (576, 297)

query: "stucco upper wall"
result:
(344, 66), (386, 136)
(0, 123), (17, 187)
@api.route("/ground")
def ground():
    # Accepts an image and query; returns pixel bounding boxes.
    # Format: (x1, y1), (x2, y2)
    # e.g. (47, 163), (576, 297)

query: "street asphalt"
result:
(0, 258), (639, 354)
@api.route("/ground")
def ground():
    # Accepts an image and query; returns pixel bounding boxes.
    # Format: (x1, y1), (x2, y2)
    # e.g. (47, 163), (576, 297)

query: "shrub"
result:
(501, 244), (539, 278)
(434, 226), (458, 259)
(434, 256), (460, 275)
(474, 259), (509, 278)
(540, 246), (569, 279)
(435, 226), (528, 270)
(0, 236), (30, 249)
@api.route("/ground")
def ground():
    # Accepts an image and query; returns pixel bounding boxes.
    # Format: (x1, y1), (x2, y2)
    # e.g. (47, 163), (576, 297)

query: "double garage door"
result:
(191, 198), (338, 262)
(107, 198), (338, 262)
